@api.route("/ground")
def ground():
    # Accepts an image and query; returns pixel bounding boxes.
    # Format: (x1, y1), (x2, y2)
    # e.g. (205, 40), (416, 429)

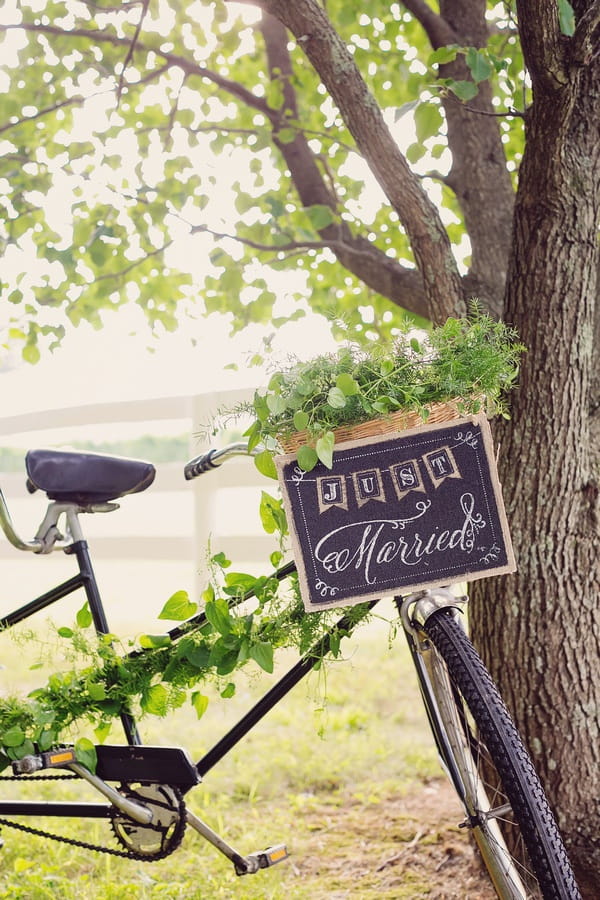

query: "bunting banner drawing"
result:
(275, 414), (516, 613)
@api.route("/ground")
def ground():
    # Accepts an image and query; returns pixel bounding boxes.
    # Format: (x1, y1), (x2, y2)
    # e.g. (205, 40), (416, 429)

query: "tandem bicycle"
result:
(0, 443), (581, 899)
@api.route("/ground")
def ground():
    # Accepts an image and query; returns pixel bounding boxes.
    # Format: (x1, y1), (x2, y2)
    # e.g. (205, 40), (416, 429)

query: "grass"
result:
(0, 600), (454, 900)
(0, 601), (491, 899)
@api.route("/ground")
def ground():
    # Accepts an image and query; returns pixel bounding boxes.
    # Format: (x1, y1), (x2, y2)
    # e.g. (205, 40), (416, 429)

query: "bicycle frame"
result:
(0, 477), (472, 874)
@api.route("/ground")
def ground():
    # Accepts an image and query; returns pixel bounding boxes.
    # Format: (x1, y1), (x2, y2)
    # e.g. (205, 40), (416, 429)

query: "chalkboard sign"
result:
(276, 414), (516, 612)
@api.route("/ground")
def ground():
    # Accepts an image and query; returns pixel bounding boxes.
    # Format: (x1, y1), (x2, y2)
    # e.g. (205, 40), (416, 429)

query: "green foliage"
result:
(240, 305), (524, 471)
(0, 555), (374, 767)
(0, 1), (528, 357)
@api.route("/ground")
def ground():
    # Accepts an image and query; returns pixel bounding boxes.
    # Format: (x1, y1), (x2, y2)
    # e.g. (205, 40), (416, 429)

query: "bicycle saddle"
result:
(25, 449), (156, 504)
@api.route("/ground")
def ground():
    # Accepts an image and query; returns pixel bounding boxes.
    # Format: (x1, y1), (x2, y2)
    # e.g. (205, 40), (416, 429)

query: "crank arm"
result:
(185, 809), (288, 875)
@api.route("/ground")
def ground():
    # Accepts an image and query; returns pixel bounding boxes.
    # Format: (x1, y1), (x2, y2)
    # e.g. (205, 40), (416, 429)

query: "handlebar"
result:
(184, 442), (253, 481)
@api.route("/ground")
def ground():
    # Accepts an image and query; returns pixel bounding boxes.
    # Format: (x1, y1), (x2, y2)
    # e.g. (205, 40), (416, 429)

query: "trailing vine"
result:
(0, 495), (370, 772)
(0, 305), (523, 771)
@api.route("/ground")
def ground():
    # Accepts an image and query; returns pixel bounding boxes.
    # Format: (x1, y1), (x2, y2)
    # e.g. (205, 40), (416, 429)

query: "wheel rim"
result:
(428, 649), (543, 899)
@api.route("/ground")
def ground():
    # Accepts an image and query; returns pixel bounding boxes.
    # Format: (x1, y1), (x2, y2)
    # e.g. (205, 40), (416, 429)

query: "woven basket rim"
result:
(278, 397), (476, 454)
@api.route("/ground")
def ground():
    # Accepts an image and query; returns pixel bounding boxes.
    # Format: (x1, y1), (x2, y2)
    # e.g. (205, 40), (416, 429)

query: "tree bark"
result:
(471, 10), (600, 891)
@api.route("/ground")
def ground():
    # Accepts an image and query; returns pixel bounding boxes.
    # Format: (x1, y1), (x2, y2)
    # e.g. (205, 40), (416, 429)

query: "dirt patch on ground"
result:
(286, 778), (498, 899)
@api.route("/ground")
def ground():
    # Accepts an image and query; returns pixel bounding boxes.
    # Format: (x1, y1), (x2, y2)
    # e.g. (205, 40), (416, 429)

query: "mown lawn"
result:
(0, 604), (492, 899)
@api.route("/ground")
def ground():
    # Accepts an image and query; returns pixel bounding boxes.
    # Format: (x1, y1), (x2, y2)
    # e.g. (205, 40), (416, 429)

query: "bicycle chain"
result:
(0, 772), (78, 781)
(0, 815), (144, 859)
(0, 783), (187, 861)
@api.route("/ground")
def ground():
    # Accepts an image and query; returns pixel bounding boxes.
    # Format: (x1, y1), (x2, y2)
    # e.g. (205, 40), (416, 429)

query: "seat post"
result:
(68, 535), (142, 746)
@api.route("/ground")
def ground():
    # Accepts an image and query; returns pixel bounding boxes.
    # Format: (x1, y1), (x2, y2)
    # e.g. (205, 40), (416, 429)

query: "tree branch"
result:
(259, 0), (465, 323)
(515, 0), (569, 89)
(117, 0), (150, 100)
(0, 95), (84, 136)
(401, 0), (457, 48)
(0, 22), (272, 117)
(570, 0), (600, 65)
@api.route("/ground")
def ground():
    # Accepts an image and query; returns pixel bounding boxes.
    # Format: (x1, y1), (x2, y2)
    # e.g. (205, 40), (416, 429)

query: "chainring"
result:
(110, 783), (186, 861)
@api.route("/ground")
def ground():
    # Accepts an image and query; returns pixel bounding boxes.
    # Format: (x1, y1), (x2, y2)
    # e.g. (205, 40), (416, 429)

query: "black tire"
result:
(421, 608), (581, 900)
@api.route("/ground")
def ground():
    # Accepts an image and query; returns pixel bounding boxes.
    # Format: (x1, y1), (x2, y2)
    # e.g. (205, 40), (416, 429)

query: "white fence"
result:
(0, 392), (277, 617)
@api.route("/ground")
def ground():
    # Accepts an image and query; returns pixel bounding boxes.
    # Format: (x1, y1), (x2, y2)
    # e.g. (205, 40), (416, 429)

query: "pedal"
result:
(235, 844), (289, 875)
(12, 747), (77, 775)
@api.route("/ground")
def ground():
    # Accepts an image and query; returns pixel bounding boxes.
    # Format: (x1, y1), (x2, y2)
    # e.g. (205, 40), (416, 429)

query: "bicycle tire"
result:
(421, 608), (580, 900)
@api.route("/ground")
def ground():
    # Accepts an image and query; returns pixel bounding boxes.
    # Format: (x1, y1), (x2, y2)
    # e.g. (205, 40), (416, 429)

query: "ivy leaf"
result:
(88, 683), (107, 701)
(204, 597), (232, 635)
(158, 590), (198, 621)
(220, 682), (236, 698)
(142, 684), (169, 716)
(191, 692), (209, 719)
(1, 726), (25, 748)
(182, 642), (211, 669)
(259, 491), (286, 534)
(316, 431), (335, 469)
(327, 386), (347, 409)
(293, 409), (309, 431)
(336, 373), (359, 396)
(249, 641), (274, 673)
(224, 572), (258, 595)
(210, 552), (231, 570)
(266, 393), (287, 416)
(254, 449), (278, 480)
(57, 627), (74, 638)
(297, 445), (318, 471)
(76, 602), (93, 628)
(139, 633), (172, 649)
(94, 721), (112, 744)
(38, 729), (56, 751)
(75, 737), (97, 773)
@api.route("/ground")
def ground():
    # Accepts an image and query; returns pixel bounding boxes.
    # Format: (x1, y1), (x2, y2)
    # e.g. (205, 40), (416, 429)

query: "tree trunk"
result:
(471, 44), (600, 895)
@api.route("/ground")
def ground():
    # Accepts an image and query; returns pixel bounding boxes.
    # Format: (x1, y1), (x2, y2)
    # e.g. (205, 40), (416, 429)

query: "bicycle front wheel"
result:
(420, 608), (580, 900)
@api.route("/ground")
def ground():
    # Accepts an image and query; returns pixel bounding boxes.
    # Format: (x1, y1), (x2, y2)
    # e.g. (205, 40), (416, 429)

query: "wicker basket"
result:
(278, 398), (467, 453)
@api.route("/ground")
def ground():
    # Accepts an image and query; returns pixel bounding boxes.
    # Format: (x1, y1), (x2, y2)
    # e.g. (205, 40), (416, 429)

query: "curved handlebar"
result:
(184, 442), (253, 481)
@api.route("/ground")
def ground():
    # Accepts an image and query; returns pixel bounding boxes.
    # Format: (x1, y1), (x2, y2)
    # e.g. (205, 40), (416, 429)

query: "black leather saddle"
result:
(25, 449), (156, 504)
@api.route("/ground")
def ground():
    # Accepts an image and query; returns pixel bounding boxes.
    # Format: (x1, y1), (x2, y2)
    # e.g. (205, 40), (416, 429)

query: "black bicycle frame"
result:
(0, 546), (377, 819)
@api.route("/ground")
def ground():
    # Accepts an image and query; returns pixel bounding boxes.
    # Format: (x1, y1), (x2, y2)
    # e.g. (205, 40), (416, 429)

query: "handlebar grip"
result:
(184, 450), (220, 481)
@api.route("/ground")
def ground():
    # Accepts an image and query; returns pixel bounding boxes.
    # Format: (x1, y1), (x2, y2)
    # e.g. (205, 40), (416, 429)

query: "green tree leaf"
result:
(445, 80), (479, 102)
(465, 47), (494, 83)
(414, 101), (443, 143)
(557, 0), (575, 35)
(305, 204), (335, 229)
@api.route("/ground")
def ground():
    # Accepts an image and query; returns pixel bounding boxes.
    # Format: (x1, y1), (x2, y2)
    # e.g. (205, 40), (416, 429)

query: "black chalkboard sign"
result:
(276, 414), (516, 612)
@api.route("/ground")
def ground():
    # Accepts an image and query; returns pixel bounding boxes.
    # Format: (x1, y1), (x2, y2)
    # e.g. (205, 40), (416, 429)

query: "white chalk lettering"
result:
(314, 493), (486, 586)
